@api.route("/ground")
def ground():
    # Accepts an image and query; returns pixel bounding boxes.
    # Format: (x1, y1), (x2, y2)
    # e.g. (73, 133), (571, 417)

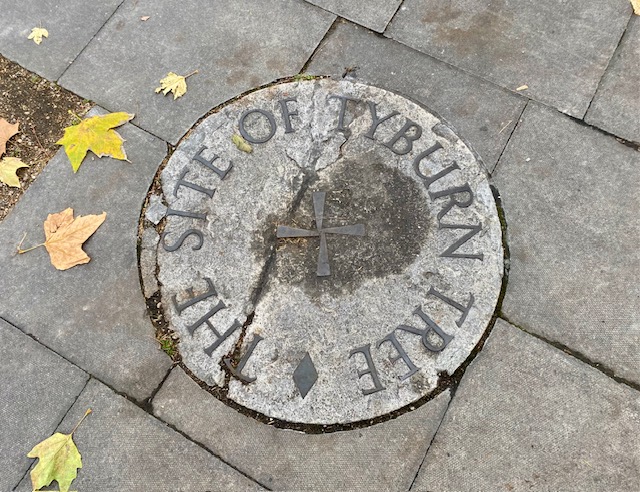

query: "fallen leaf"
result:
(140, 15), (151, 21)
(40, 208), (107, 270)
(27, 409), (91, 492)
(56, 112), (134, 172)
(0, 118), (19, 155)
(232, 134), (252, 153)
(516, 85), (529, 91)
(0, 157), (29, 187)
(155, 70), (198, 100)
(632, 0), (640, 14)
(28, 27), (49, 45)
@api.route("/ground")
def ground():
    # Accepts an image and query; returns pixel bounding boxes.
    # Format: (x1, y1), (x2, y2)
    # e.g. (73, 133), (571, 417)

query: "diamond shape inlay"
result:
(293, 352), (318, 399)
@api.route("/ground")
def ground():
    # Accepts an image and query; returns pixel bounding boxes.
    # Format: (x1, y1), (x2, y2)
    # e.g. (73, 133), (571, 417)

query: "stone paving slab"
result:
(493, 102), (640, 385)
(386, 0), (631, 118)
(153, 367), (450, 491)
(0, 107), (171, 402)
(58, 0), (336, 144)
(0, 319), (88, 491)
(586, 17), (640, 144)
(16, 378), (262, 491)
(304, 0), (401, 32)
(307, 20), (526, 171)
(0, 0), (122, 81)
(413, 319), (640, 491)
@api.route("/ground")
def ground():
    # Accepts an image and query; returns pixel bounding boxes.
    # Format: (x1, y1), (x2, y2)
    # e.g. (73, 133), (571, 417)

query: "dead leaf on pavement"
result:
(0, 118), (19, 155)
(155, 70), (198, 100)
(516, 85), (529, 91)
(28, 27), (49, 45)
(0, 157), (29, 187)
(140, 15), (151, 21)
(232, 134), (252, 153)
(17, 208), (107, 270)
(56, 112), (134, 172)
(631, 0), (640, 15)
(27, 409), (91, 492)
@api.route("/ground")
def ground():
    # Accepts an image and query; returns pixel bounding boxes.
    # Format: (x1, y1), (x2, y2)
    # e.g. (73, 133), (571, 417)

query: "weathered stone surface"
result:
(0, 319), (88, 491)
(143, 79), (503, 424)
(0, 107), (171, 401)
(145, 194), (167, 225)
(58, 0), (336, 144)
(586, 17), (640, 143)
(413, 319), (640, 491)
(307, 20), (526, 172)
(493, 102), (640, 385)
(16, 379), (262, 491)
(153, 367), (450, 491)
(0, 0), (122, 80)
(386, 0), (631, 118)
(304, 0), (401, 32)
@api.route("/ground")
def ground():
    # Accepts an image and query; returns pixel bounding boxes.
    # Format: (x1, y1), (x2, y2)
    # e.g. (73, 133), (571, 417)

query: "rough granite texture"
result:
(0, 107), (172, 401)
(0, 0), (122, 80)
(144, 194), (167, 225)
(16, 379), (262, 491)
(144, 79), (503, 424)
(414, 319), (640, 491)
(586, 16), (640, 144)
(153, 367), (450, 491)
(307, 20), (526, 172)
(0, 319), (88, 491)
(58, 0), (336, 144)
(304, 0), (402, 32)
(493, 102), (640, 386)
(386, 0), (631, 118)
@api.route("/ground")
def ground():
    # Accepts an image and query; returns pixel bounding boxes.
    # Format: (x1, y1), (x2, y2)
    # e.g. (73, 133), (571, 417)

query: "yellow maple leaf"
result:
(17, 208), (107, 270)
(27, 409), (90, 492)
(0, 118), (19, 156)
(56, 112), (134, 172)
(28, 27), (49, 45)
(631, 0), (640, 14)
(155, 70), (198, 100)
(0, 157), (29, 187)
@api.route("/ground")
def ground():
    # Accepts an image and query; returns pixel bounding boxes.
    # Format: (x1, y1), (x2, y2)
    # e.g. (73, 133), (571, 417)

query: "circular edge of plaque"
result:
(136, 76), (509, 432)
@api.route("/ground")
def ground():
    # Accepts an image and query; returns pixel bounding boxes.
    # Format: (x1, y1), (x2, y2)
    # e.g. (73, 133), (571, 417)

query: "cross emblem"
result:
(277, 191), (365, 277)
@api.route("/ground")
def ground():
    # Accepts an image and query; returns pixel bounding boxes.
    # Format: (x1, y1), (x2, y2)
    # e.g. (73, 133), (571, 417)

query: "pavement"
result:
(0, 0), (639, 490)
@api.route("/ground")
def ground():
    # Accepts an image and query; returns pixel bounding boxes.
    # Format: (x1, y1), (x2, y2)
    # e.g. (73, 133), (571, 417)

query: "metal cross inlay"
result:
(277, 192), (365, 277)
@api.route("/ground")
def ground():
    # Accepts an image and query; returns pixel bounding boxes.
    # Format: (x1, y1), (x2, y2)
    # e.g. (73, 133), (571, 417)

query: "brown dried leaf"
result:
(0, 118), (19, 156)
(43, 208), (107, 270)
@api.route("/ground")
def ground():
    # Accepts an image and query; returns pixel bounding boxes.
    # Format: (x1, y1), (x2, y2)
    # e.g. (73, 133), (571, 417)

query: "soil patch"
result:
(0, 55), (91, 221)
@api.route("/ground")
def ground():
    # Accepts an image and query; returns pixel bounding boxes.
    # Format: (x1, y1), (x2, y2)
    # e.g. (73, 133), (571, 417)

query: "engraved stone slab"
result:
(141, 79), (503, 425)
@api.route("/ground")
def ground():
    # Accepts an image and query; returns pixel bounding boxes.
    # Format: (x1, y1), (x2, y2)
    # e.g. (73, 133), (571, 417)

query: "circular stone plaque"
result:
(141, 79), (503, 425)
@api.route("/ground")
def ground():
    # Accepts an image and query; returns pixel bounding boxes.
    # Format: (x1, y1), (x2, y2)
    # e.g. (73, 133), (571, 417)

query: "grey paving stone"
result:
(0, 0), (122, 80)
(153, 367), (450, 491)
(58, 0), (336, 144)
(304, 0), (401, 32)
(0, 319), (88, 491)
(0, 107), (172, 401)
(586, 17), (640, 143)
(413, 319), (640, 491)
(307, 20), (526, 171)
(16, 379), (262, 491)
(493, 102), (640, 385)
(386, 0), (631, 118)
